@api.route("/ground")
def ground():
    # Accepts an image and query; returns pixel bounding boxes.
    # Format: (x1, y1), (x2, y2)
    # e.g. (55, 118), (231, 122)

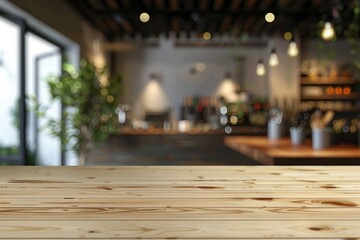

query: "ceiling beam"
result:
(268, 14), (287, 35)
(229, 0), (243, 10)
(207, 19), (218, 35)
(184, 0), (194, 10)
(313, 0), (326, 7)
(279, 0), (292, 9)
(221, 0), (243, 36)
(94, 9), (329, 16)
(253, 18), (267, 36)
(245, 0), (258, 10)
(172, 16), (181, 37)
(213, 0), (225, 11)
(120, 19), (133, 34)
(143, 0), (155, 9)
(199, 0), (210, 11)
(87, 0), (106, 11)
(99, 0), (124, 37)
(258, 0), (275, 10)
(68, 0), (354, 40)
(170, 0), (179, 10)
(185, 17), (194, 38)
(104, 0), (118, 10)
(242, 16), (256, 34)
(106, 17), (121, 33)
(219, 17), (232, 34)
(67, 0), (112, 39)
(154, 0), (165, 10)
(230, 16), (243, 37)
(121, 0), (132, 9)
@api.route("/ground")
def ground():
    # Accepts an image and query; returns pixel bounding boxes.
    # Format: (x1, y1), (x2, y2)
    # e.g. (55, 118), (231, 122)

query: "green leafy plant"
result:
(345, 0), (360, 70)
(40, 59), (123, 165)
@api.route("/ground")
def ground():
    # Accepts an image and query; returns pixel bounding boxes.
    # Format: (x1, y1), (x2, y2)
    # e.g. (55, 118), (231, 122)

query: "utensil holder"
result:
(290, 127), (305, 146)
(312, 128), (330, 150)
(268, 119), (284, 140)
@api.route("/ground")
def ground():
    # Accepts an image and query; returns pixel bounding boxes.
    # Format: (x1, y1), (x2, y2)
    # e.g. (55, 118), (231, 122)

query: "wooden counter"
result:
(1, 166), (360, 239)
(118, 126), (266, 135)
(225, 136), (360, 165)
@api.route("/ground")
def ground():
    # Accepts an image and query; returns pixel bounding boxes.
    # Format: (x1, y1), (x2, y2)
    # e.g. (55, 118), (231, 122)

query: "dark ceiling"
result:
(67, 0), (358, 40)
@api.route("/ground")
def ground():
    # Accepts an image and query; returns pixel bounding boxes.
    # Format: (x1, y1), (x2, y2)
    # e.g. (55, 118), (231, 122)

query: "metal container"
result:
(312, 128), (330, 150)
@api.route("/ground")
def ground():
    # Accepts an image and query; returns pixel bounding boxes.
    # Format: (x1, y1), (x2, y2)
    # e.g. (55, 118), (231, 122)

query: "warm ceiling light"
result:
(139, 12), (150, 23)
(203, 32), (212, 40)
(287, 40), (299, 57)
(269, 48), (279, 67)
(196, 63), (206, 72)
(284, 32), (292, 41)
(265, 12), (275, 23)
(321, 22), (336, 41)
(256, 60), (266, 76)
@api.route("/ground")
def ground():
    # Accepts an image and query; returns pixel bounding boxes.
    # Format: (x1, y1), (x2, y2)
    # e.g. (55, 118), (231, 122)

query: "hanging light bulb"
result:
(269, 48), (279, 67)
(256, 59), (266, 76)
(321, 22), (336, 41)
(287, 40), (298, 57)
(139, 12), (150, 23)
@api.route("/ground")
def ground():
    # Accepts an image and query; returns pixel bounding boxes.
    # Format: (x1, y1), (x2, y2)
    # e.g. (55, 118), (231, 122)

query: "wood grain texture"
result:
(1, 166), (360, 239)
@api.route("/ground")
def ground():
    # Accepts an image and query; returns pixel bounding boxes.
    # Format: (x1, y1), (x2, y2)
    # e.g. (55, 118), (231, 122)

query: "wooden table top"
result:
(2, 166), (360, 239)
(118, 126), (266, 135)
(224, 136), (360, 165)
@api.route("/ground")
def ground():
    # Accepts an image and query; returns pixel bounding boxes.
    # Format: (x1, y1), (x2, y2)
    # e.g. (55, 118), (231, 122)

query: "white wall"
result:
(268, 36), (300, 111)
(116, 38), (270, 120)
(116, 37), (301, 120)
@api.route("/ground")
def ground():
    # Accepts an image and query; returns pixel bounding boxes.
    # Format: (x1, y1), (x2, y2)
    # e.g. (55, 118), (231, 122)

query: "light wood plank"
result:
(2, 182), (360, 191)
(2, 166), (360, 183)
(1, 197), (359, 208)
(1, 220), (360, 238)
(4, 239), (356, 240)
(1, 207), (360, 220)
(3, 165), (360, 175)
(1, 166), (360, 239)
(2, 189), (360, 198)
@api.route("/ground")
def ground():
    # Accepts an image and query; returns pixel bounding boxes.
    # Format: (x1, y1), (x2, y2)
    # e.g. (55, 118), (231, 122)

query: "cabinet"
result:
(300, 76), (360, 112)
(299, 75), (360, 144)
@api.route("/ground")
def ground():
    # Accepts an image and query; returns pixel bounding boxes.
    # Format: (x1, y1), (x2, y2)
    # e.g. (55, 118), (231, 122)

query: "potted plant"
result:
(39, 59), (123, 165)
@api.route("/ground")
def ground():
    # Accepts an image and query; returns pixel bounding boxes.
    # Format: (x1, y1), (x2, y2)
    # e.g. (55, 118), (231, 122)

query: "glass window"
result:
(26, 33), (61, 165)
(0, 16), (21, 165)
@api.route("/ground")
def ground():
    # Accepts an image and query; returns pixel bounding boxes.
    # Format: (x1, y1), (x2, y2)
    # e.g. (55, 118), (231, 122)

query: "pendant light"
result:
(256, 59), (266, 76)
(287, 40), (298, 57)
(321, 21), (336, 41)
(269, 48), (279, 67)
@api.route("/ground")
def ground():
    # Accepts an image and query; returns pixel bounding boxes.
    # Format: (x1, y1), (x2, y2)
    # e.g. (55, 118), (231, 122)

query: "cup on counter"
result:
(267, 119), (285, 140)
(178, 120), (194, 133)
(290, 127), (306, 146)
(312, 128), (330, 150)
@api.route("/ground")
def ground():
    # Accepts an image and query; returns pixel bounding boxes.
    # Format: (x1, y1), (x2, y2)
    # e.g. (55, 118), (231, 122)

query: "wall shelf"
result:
(300, 79), (359, 86)
(299, 73), (360, 119)
(301, 93), (360, 101)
